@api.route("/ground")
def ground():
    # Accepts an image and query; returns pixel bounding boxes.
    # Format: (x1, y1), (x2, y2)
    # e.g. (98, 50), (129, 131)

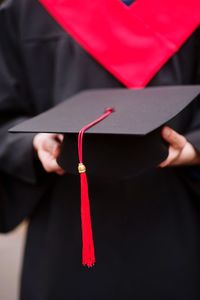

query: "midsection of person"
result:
(1, 0), (200, 299)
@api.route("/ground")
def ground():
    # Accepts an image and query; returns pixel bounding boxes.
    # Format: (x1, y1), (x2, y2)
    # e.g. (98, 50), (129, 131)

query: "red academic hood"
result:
(39, 0), (200, 87)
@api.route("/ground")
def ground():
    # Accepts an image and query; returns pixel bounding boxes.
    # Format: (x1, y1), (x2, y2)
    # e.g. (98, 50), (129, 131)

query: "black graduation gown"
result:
(0, 0), (200, 299)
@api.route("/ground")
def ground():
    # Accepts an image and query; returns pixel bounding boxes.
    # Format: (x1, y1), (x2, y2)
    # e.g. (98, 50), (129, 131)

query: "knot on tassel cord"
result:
(78, 163), (86, 173)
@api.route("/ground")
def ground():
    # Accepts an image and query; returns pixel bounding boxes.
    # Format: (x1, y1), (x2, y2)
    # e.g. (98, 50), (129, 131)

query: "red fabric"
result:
(80, 172), (95, 267)
(39, 0), (200, 87)
(78, 108), (114, 267)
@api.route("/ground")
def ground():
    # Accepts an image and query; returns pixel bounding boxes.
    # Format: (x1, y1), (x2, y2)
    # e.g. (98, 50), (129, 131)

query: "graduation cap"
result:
(9, 85), (200, 267)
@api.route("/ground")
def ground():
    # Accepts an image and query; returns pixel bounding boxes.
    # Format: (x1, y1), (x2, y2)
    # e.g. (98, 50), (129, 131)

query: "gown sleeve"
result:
(0, 0), (50, 232)
(184, 29), (200, 151)
(179, 29), (200, 190)
(0, 0), (39, 183)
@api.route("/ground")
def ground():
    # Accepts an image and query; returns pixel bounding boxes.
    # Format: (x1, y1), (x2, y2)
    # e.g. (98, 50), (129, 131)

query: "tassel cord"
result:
(78, 107), (114, 267)
(78, 107), (114, 163)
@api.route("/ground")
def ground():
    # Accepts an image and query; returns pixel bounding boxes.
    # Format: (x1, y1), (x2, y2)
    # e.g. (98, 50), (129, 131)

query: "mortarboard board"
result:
(9, 85), (200, 267)
(39, 0), (200, 87)
(10, 86), (200, 178)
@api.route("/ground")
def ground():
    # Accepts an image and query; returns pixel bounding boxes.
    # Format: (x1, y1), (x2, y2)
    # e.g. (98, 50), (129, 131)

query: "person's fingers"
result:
(57, 134), (64, 142)
(56, 168), (65, 176)
(33, 133), (65, 175)
(160, 139), (200, 168)
(34, 133), (62, 157)
(161, 127), (187, 149)
(42, 137), (61, 157)
(159, 147), (179, 167)
(37, 149), (65, 174)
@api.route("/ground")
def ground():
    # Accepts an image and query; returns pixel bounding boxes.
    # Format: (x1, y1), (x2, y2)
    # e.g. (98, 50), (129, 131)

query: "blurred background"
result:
(0, 223), (27, 300)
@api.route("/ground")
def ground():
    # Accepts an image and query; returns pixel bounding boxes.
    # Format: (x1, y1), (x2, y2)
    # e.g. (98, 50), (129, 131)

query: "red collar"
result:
(39, 0), (200, 87)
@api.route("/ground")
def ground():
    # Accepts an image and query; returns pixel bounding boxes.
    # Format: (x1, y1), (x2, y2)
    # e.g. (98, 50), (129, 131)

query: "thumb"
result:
(161, 127), (186, 150)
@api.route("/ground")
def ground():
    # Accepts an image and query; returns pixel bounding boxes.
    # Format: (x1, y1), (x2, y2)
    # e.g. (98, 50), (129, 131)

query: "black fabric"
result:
(0, 0), (200, 299)
(122, 0), (136, 6)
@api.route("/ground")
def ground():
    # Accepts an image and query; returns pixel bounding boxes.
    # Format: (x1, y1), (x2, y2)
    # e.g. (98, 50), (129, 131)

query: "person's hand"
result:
(159, 126), (200, 167)
(33, 133), (65, 175)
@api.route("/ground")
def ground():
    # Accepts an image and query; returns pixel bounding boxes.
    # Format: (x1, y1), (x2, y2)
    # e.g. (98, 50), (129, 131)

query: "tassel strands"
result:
(78, 107), (114, 267)
(79, 164), (95, 267)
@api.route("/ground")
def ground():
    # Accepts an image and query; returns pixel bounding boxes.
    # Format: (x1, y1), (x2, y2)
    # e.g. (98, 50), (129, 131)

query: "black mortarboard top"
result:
(9, 85), (200, 267)
(10, 86), (200, 179)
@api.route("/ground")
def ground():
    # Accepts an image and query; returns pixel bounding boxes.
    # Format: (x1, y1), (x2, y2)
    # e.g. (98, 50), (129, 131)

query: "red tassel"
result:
(78, 107), (114, 267)
(79, 165), (95, 267)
